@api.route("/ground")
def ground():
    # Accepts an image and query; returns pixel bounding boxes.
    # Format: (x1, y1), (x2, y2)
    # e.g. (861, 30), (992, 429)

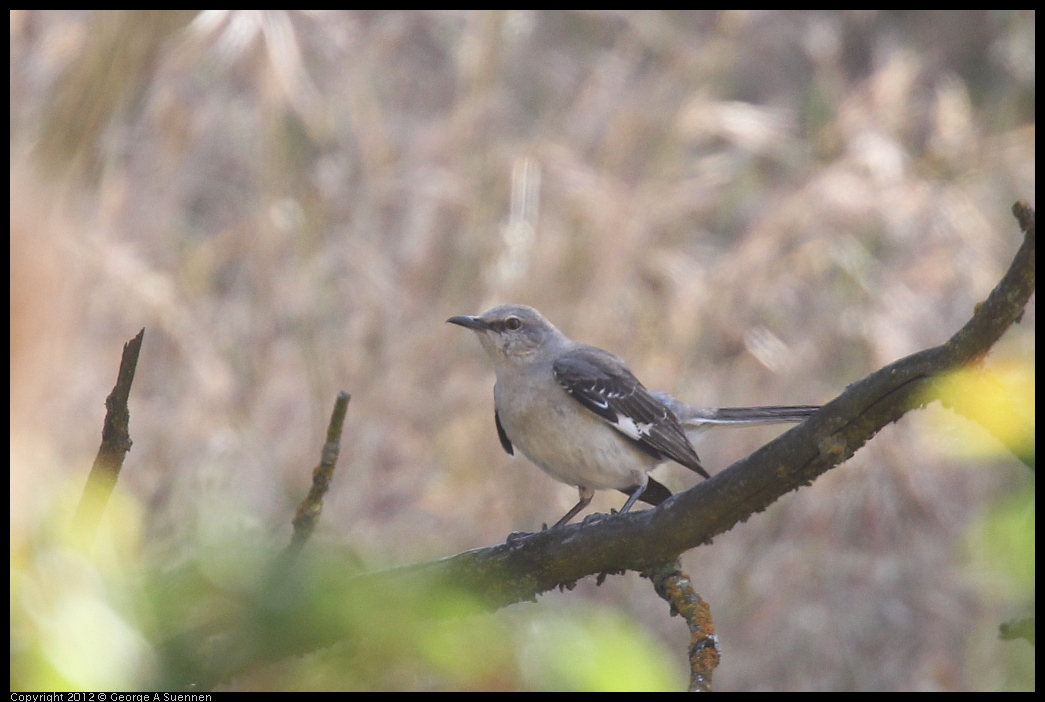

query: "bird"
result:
(448, 304), (818, 527)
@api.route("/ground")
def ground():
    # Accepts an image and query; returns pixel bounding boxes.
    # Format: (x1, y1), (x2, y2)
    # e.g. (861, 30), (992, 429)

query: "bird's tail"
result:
(652, 392), (819, 435)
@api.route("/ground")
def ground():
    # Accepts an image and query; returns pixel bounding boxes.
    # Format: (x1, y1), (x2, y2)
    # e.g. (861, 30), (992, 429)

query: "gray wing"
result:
(553, 347), (709, 478)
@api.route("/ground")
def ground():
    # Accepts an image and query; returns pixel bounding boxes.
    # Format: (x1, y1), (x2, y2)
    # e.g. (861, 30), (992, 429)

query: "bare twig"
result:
(72, 328), (145, 546)
(286, 391), (352, 558)
(647, 561), (719, 692)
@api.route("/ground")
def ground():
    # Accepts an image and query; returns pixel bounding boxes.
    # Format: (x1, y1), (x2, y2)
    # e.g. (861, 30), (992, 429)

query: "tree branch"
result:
(286, 391), (352, 558)
(72, 327), (145, 546)
(178, 204), (1034, 685)
(327, 201), (1034, 612)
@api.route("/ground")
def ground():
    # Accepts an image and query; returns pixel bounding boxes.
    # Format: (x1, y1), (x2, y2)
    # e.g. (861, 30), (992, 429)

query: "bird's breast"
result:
(493, 380), (658, 490)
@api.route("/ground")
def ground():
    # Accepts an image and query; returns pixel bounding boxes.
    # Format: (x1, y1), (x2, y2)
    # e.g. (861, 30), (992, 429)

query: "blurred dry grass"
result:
(10, 11), (1034, 690)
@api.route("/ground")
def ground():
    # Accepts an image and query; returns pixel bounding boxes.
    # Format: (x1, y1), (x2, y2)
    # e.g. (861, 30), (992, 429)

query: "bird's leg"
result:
(618, 475), (649, 515)
(554, 486), (595, 527)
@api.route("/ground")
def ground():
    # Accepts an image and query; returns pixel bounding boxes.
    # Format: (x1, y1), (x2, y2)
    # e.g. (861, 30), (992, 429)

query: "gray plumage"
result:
(448, 304), (817, 527)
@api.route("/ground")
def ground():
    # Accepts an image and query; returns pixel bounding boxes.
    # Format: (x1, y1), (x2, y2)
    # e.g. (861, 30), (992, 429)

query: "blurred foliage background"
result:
(10, 10), (1034, 690)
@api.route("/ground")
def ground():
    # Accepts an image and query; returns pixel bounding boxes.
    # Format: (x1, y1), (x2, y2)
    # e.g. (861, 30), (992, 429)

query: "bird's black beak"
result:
(447, 315), (490, 331)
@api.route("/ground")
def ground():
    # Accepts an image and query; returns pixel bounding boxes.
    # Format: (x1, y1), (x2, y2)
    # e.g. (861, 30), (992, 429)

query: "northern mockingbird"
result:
(448, 304), (818, 527)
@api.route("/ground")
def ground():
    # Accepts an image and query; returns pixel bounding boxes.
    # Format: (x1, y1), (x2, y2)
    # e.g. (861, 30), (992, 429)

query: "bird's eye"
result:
(505, 316), (522, 330)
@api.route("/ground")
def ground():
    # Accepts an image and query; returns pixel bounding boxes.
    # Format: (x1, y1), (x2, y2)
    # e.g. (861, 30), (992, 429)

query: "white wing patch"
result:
(612, 415), (655, 440)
